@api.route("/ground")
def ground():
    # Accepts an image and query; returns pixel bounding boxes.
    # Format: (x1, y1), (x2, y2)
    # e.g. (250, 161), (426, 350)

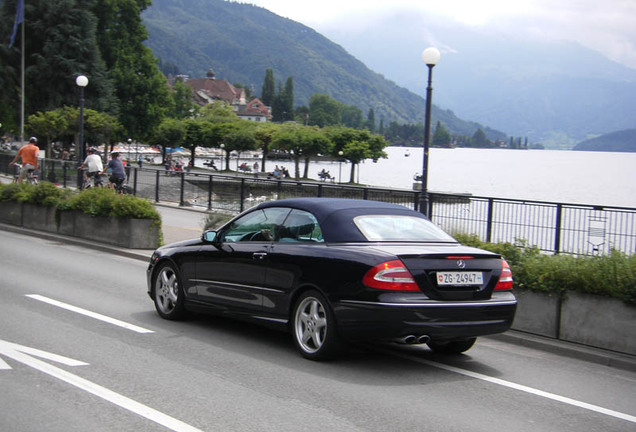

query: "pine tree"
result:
(261, 68), (275, 107)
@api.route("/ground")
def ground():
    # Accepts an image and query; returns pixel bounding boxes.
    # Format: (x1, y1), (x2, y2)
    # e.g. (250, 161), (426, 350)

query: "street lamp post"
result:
(75, 75), (88, 188)
(419, 47), (441, 216)
(338, 150), (343, 183)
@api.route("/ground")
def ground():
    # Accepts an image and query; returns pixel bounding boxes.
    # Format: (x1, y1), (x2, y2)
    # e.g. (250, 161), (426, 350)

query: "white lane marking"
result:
(0, 340), (203, 432)
(391, 350), (636, 424)
(26, 294), (154, 334)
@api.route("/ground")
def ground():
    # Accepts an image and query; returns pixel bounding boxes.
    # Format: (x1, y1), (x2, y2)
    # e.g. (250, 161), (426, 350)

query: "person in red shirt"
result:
(9, 137), (40, 183)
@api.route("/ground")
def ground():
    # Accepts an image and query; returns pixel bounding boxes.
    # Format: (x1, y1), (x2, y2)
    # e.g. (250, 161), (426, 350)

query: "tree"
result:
(224, 126), (257, 171)
(27, 110), (69, 158)
(151, 118), (186, 163)
(366, 108), (376, 133)
(0, 0), (117, 136)
(92, 0), (172, 140)
(432, 121), (451, 147)
(253, 123), (279, 173)
(308, 94), (341, 127)
(282, 77), (294, 121)
(261, 68), (275, 107)
(471, 128), (491, 148)
(341, 105), (363, 129)
(325, 127), (388, 183)
(170, 79), (196, 119)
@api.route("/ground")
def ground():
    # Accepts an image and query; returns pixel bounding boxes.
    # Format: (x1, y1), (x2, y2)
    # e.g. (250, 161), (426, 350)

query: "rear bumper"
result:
(333, 292), (517, 342)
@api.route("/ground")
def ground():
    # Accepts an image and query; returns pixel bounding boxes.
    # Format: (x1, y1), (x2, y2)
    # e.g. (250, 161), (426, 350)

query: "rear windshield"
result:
(353, 215), (456, 242)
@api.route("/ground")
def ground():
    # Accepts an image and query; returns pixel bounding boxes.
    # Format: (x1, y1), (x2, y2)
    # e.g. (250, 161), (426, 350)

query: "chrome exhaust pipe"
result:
(417, 335), (430, 344)
(399, 335), (417, 344)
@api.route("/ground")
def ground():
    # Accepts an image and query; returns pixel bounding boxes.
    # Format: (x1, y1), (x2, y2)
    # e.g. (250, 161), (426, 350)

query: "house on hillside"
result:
(177, 68), (272, 122)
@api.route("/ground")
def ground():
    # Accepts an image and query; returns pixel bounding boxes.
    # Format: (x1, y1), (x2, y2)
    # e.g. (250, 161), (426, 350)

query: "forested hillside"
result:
(574, 129), (636, 152)
(142, 0), (505, 140)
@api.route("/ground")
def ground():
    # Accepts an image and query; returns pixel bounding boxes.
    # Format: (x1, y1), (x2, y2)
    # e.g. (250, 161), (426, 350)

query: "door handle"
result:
(253, 252), (267, 260)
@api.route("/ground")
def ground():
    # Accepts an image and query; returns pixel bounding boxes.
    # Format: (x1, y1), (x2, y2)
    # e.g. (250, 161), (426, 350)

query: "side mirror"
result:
(202, 230), (217, 243)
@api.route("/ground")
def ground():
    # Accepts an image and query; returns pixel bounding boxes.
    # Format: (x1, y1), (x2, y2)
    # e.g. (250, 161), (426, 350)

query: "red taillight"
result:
(363, 260), (419, 291)
(494, 260), (513, 291)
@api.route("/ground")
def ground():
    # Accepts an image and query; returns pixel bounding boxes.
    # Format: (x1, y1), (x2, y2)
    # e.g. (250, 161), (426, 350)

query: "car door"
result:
(195, 207), (289, 316)
(261, 210), (326, 318)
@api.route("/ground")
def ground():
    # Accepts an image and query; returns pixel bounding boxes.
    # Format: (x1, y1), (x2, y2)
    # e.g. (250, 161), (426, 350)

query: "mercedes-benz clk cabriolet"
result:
(147, 198), (517, 360)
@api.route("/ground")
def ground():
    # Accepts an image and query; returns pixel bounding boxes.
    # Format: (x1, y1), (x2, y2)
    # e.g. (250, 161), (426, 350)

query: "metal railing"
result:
(2, 155), (634, 256)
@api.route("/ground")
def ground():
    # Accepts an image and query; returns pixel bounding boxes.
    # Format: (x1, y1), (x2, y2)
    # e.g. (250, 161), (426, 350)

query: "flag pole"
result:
(20, 0), (25, 144)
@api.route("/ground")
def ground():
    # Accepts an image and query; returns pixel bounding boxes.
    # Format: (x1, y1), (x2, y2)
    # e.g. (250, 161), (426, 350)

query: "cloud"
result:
(249, 0), (636, 68)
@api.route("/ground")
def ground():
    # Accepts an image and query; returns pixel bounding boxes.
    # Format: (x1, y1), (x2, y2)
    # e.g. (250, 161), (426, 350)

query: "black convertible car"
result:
(147, 198), (517, 360)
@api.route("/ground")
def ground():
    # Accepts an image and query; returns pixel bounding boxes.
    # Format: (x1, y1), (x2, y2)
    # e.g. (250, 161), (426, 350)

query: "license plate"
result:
(436, 271), (483, 286)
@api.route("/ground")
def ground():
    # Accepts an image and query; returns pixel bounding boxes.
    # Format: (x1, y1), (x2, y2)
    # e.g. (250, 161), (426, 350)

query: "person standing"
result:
(9, 137), (40, 183)
(78, 148), (104, 187)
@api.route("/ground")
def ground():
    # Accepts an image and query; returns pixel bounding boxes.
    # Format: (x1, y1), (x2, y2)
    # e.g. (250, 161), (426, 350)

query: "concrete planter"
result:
(512, 289), (560, 338)
(560, 292), (636, 356)
(0, 201), (23, 225)
(67, 211), (160, 249)
(0, 202), (160, 250)
(22, 203), (57, 233)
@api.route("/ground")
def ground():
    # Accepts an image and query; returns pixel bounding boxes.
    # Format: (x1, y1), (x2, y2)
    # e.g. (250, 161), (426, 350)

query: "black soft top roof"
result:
(256, 198), (427, 242)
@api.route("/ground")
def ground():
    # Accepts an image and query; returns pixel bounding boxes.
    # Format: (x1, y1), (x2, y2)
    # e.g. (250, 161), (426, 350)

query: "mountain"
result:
(573, 129), (636, 152)
(316, 11), (636, 149)
(141, 0), (506, 140)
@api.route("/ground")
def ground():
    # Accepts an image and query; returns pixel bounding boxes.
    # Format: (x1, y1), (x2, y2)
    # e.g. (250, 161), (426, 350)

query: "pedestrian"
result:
(78, 147), (104, 187)
(106, 152), (127, 191)
(9, 137), (39, 183)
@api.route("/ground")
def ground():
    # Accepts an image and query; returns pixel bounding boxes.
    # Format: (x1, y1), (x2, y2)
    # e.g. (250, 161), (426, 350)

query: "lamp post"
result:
(338, 150), (344, 183)
(419, 47), (440, 216)
(75, 75), (88, 188)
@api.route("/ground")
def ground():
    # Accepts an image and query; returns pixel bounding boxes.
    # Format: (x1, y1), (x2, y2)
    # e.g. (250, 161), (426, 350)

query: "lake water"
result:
(260, 147), (635, 208)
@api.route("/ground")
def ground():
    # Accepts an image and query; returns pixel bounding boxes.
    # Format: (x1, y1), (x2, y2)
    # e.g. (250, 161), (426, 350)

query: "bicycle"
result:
(12, 163), (38, 185)
(80, 170), (104, 190)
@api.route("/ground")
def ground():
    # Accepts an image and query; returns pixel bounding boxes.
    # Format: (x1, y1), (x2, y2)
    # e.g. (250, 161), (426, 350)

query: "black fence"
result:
(2, 155), (635, 256)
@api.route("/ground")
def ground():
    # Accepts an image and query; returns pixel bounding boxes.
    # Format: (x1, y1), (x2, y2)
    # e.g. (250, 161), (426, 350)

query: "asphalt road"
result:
(1, 229), (635, 432)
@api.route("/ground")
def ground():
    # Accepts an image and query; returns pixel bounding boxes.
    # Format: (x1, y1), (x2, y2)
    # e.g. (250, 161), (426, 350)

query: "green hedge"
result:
(1, 182), (160, 222)
(455, 233), (636, 305)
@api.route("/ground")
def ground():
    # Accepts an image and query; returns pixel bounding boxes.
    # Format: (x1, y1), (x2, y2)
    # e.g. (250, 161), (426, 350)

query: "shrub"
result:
(454, 232), (636, 305)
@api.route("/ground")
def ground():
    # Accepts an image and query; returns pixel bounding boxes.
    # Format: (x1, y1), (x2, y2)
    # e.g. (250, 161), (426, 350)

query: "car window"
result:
(277, 210), (323, 243)
(353, 215), (456, 242)
(220, 207), (290, 242)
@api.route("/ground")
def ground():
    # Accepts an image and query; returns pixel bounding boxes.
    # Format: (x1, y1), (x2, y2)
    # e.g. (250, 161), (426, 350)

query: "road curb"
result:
(488, 331), (636, 372)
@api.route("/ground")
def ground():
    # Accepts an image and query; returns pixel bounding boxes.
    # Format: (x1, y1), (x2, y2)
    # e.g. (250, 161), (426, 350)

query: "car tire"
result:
(153, 263), (187, 320)
(427, 337), (477, 354)
(292, 290), (342, 360)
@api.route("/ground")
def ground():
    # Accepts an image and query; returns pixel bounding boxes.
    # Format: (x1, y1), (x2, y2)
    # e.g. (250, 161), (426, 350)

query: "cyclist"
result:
(78, 147), (104, 188)
(106, 152), (127, 192)
(9, 137), (39, 183)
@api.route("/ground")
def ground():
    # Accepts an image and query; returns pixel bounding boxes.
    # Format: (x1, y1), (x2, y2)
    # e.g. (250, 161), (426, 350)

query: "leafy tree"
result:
(261, 68), (275, 107)
(170, 79), (196, 119)
(272, 123), (329, 179)
(432, 121), (451, 147)
(92, 0), (172, 140)
(0, 0), (116, 135)
(27, 110), (70, 158)
(151, 118), (186, 163)
(325, 126), (388, 182)
(341, 105), (363, 129)
(471, 128), (491, 148)
(308, 94), (341, 127)
(253, 123), (279, 172)
(224, 126), (257, 171)
(182, 118), (206, 164)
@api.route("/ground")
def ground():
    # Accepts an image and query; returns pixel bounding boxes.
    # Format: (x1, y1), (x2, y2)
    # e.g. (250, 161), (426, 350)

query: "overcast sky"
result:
(248, 0), (636, 70)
